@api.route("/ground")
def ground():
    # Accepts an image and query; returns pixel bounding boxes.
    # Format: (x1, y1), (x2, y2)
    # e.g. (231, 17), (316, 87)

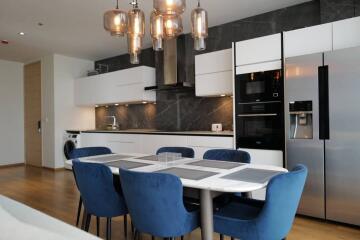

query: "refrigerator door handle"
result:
(318, 65), (330, 140)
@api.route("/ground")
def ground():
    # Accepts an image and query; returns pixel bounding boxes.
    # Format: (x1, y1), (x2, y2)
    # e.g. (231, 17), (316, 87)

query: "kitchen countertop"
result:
(67, 129), (234, 137)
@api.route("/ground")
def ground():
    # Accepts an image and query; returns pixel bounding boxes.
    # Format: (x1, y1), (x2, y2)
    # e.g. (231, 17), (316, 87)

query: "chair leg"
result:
(84, 214), (91, 232)
(133, 229), (139, 240)
(124, 215), (128, 238)
(131, 220), (134, 233)
(151, 236), (155, 240)
(106, 218), (112, 240)
(219, 234), (224, 240)
(81, 209), (87, 230)
(231, 237), (235, 240)
(181, 236), (184, 240)
(76, 197), (82, 227)
(96, 216), (100, 237)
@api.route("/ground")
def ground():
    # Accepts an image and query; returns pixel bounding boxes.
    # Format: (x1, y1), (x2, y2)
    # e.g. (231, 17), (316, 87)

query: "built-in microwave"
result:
(235, 69), (282, 103)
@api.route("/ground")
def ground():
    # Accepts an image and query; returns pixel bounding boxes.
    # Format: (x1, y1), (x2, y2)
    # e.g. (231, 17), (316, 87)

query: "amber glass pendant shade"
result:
(150, 11), (164, 51)
(153, 0), (186, 15)
(103, 0), (128, 36)
(191, 2), (208, 51)
(163, 14), (183, 39)
(128, 3), (145, 64)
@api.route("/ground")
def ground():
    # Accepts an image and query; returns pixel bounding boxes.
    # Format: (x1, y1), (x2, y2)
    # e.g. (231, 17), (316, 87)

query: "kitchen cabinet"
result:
(80, 133), (234, 159)
(74, 66), (156, 106)
(80, 133), (140, 154)
(195, 49), (233, 97)
(284, 23), (333, 58)
(235, 33), (282, 66)
(140, 135), (188, 155)
(187, 136), (234, 159)
(333, 16), (360, 51)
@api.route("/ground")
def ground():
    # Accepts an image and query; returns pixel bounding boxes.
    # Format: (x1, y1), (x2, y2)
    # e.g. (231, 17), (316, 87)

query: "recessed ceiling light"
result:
(18, 32), (25, 36)
(95, 105), (99, 108)
(115, 104), (119, 106)
(220, 94), (226, 97)
(142, 101), (148, 104)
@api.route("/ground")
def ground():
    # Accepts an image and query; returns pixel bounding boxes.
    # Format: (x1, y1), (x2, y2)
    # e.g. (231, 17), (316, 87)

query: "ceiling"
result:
(0, 0), (310, 63)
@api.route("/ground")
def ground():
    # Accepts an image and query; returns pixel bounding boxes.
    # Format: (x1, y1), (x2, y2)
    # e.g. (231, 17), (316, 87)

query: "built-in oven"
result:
(236, 101), (284, 150)
(235, 69), (282, 103)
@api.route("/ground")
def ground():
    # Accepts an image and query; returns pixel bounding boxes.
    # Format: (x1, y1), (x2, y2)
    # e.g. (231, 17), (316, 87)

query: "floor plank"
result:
(0, 166), (359, 240)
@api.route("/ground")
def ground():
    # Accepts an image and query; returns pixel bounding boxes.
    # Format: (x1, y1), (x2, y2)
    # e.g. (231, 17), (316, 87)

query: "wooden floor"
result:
(0, 165), (360, 240)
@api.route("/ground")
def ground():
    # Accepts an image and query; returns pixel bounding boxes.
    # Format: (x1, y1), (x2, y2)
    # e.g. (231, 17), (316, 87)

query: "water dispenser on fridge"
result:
(289, 101), (313, 139)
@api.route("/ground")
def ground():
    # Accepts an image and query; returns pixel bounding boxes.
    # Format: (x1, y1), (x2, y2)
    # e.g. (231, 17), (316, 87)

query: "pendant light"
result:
(163, 14), (183, 39)
(104, 0), (128, 36)
(128, 0), (145, 64)
(150, 10), (164, 51)
(153, 0), (186, 15)
(191, 0), (208, 51)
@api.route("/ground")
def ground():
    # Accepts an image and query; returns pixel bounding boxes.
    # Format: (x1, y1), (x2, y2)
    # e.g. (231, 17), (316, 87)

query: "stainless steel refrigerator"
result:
(285, 46), (360, 225)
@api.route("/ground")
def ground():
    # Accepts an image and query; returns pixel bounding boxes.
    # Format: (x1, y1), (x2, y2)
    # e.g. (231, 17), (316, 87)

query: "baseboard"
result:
(0, 163), (25, 168)
(42, 166), (66, 171)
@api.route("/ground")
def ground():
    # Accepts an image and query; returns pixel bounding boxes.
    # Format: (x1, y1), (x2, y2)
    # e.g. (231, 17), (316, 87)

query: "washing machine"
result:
(63, 131), (81, 169)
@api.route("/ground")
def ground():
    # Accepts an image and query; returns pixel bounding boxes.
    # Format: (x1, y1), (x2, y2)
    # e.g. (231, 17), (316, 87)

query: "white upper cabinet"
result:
(195, 49), (233, 97)
(284, 23), (333, 58)
(333, 16), (360, 51)
(75, 66), (156, 106)
(235, 33), (282, 66)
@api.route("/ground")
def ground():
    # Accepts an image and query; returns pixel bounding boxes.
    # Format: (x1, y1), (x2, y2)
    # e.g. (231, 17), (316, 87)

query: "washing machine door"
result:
(64, 140), (76, 160)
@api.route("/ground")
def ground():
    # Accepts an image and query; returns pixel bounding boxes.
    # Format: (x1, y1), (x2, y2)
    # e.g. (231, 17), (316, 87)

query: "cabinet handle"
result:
(237, 113), (277, 117)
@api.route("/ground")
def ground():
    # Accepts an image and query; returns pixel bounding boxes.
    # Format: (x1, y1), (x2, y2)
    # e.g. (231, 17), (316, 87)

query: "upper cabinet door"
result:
(284, 23), (333, 58)
(195, 49), (232, 75)
(333, 16), (360, 51)
(195, 48), (234, 97)
(235, 33), (281, 66)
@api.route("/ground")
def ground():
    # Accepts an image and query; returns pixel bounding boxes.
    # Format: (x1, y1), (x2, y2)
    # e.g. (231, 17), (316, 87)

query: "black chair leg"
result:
(81, 209), (87, 230)
(96, 216), (100, 237)
(131, 220), (134, 233)
(219, 234), (224, 240)
(84, 214), (91, 232)
(106, 217), (112, 240)
(124, 215), (128, 238)
(151, 236), (155, 240)
(76, 197), (82, 226)
(231, 237), (235, 240)
(133, 229), (139, 240)
(181, 236), (184, 240)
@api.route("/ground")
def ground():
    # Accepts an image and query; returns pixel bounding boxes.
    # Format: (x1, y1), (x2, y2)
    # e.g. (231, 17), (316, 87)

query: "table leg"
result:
(200, 189), (213, 240)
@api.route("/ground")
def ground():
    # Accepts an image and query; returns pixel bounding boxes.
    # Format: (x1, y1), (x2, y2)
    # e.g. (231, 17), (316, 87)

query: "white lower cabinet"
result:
(187, 136), (235, 159)
(80, 133), (234, 158)
(140, 135), (188, 155)
(80, 133), (140, 154)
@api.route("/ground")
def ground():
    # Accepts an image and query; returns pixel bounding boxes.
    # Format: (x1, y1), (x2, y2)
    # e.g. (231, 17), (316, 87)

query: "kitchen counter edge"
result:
(66, 130), (234, 137)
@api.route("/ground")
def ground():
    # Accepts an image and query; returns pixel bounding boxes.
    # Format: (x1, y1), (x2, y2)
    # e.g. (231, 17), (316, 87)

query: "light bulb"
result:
(150, 11), (164, 51)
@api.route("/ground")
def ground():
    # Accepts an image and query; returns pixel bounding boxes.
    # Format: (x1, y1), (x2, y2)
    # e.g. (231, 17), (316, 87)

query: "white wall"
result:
(0, 59), (24, 166)
(42, 54), (95, 169)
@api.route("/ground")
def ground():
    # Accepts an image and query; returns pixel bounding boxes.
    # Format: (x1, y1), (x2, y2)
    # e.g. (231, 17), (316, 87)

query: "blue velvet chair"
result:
(72, 161), (128, 240)
(214, 165), (308, 240)
(156, 147), (195, 158)
(119, 168), (200, 239)
(68, 147), (112, 232)
(203, 149), (251, 164)
(69, 147), (112, 159)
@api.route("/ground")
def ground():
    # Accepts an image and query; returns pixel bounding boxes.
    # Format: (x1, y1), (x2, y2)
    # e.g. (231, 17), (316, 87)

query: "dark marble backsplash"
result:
(95, 0), (359, 132)
(96, 95), (233, 131)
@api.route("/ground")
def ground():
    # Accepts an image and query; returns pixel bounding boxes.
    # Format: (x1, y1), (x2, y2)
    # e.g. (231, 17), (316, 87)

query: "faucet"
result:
(105, 116), (119, 130)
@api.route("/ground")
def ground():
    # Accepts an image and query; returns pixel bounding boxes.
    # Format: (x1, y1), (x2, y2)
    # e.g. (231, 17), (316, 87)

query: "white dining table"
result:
(67, 153), (287, 240)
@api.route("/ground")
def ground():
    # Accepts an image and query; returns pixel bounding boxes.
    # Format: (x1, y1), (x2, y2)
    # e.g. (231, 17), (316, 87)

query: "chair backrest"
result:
(69, 147), (112, 160)
(257, 164), (308, 240)
(72, 161), (127, 217)
(119, 168), (192, 237)
(156, 147), (194, 158)
(203, 149), (251, 164)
